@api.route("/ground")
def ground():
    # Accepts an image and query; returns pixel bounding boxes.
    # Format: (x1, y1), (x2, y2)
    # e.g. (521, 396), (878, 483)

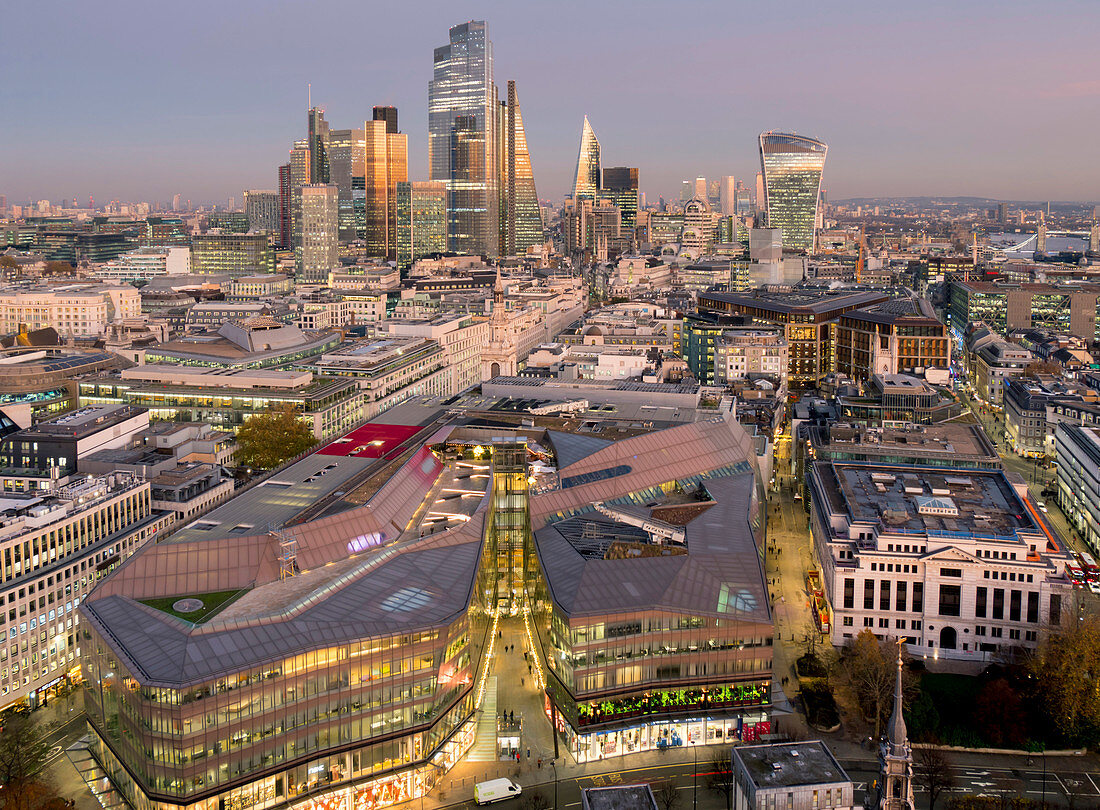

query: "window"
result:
(895, 581), (907, 612)
(993, 589), (1004, 620)
(976, 587), (987, 618)
(864, 580), (875, 610)
(941, 567), (962, 577)
(1010, 590), (1022, 622)
(912, 582), (923, 612)
(1050, 594), (1062, 626)
(843, 579), (854, 610)
(938, 584), (961, 617)
(976, 625), (986, 636)
(843, 616), (853, 627)
(880, 580), (891, 611)
(1027, 592), (1039, 624)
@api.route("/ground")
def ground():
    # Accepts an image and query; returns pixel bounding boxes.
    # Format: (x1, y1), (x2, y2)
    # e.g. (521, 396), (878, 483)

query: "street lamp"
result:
(551, 759), (558, 810)
(691, 738), (698, 810)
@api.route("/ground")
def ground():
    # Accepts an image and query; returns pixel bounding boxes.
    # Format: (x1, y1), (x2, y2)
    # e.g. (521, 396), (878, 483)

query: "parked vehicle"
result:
(474, 780), (522, 806)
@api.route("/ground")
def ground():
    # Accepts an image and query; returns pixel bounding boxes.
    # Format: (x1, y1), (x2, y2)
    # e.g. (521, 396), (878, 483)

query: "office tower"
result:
(243, 190), (278, 232)
(755, 172), (765, 215)
(601, 166), (639, 230)
(758, 131), (828, 252)
(571, 115), (601, 201)
(395, 181), (448, 269)
(499, 80), (543, 256)
(288, 139), (311, 249)
(191, 232), (275, 277)
(326, 127), (365, 243)
(171, 193), (180, 211)
(363, 118), (408, 257)
(308, 107), (330, 184)
(719, 176), (736, 216)
(997, 202), (1008, 225)
(298, 184), (338, 282)
(680, 180), (692, 202)
(227, 196), (236, 211)
(373, 105), (398, 134)
(694, 176), (707, 200)
(639, 191), (647, 210)
(277, 164), (292, 247)
(429, 20), (499, 256)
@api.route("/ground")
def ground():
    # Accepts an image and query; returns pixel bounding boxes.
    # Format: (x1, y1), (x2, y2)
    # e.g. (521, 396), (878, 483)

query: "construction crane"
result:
(855, 226), (867, 284)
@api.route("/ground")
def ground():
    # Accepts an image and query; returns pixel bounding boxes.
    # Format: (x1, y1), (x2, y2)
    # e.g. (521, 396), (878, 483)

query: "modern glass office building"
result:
(758, 132), (827, 253)
(571, 116), (601, 201)
(81, 417), (777, 810)
(498, 81), (543, 257)
(428, 21), (499, 257)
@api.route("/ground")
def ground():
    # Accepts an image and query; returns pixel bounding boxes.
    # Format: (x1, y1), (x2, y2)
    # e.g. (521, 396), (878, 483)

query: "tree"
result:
(973, 679), (1026, 748)
(1029, 616), (1100, 745)
(235, 404), (316, 471)
(0, 714), (57, 810)
(704, 749), (735, 807)
(653, 779), (682, 810)
(914, 745), (955, 810)
(0, 256), (17, 270)
(42, 261), (72, 276)
(520, 789), (551, 810)
(836, 630), (915, 740)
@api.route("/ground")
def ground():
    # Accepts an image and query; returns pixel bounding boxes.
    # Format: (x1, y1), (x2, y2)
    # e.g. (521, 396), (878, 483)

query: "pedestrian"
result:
(521, 678), (525, 686)
(510, 710), (514, 723)
(538, 758), (542, 769)
(527, 748), (531, 759)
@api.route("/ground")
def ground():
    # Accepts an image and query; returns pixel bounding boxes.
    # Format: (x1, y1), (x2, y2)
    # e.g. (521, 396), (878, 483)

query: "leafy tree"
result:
(0, 713), (57, 810)
(0, 256), (17, 270)
(652, 779), (682, 810)
(42, 261), (72, 276)
(235, 405), (316, 470)
(973, 679), (1025, 748)
(836, 630), (915, 739)
(1029, 616), (1100, 745)
(914, 745), (955, 810)
(704, 749), (734, 807)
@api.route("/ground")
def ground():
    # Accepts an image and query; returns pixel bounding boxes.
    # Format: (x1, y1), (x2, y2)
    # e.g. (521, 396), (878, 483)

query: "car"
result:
(1089, 581), (1100, 596)
(1037, 501), (1048, 513)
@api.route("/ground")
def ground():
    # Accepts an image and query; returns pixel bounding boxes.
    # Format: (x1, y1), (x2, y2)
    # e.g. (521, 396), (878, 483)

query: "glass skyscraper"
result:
(758, 131), (827, 253)
(601, 166), (639, 230)
(429, 21), (499, 257)
(571, 115), (601, 200)
(498, 80), (542, 256)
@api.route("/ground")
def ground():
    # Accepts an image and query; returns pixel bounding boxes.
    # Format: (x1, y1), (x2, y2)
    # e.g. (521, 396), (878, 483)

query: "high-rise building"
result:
(395, 181), (448, 270)
(680, 180), (693, 202)
(719, 176), (736, 216)
(571, 115), (601, 201)
(277, 163), (292, 247)
(364, 118), (408, 257)
(429, 20), (499, 256)
(601, 167), (639, 230)
(171, 193), (180, 212)
(498, 80), (543, 256)
(754, 172), (765, 216)
(287, 139), (311, 249)
(243, 190), (279, 233)
(694, 176), (707, 200)
(298, 184), (339, 282)
(326, 127), (365, 243)
(191, 232), (275, 278)
(373, 105), (398, 134)
(307, 107), (330, 184)
(758, 131), (828, 253)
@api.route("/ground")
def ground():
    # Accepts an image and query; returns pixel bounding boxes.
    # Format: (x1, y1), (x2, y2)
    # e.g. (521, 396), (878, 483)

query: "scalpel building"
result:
(80, 415), (774, 810)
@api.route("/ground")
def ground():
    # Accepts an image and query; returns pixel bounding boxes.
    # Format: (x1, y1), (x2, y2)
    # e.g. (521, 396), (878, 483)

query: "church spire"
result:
(878, 641), (914, 810)
(887, 644), (907, 754)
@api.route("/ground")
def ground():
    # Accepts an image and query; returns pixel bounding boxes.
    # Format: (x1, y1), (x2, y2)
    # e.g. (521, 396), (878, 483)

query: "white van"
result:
(474, 779), (522, 805)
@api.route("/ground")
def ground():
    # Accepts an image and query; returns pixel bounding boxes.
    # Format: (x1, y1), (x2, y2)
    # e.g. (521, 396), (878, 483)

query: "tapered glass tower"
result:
(429, 20), (499, 256)
(571, 116), (601, 201)
(499, 80), (543, 256)
(758, 131), (827, 253)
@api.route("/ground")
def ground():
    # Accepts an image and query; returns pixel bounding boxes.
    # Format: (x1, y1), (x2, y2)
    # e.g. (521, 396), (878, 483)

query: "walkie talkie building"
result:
(758, 132), (827, 253)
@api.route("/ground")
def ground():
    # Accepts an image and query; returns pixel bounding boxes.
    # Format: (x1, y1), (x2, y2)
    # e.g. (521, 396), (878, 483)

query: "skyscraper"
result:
(373, 106), (398, 134)
(601, 167), (639, 230)
(298, 184), (338, 282)
(395, 181), (448, 270)
(288, 139), (311, 249)
(277, 164), (292, 247)
(571, 116), (601, 200)
(499, 80), (543, 256)
(694, 176), (707, 200)
(364, 118), (408, 257)
(326, 127), (366, 243)
(429, 20), (499, 256)
(758, 131), (827, 253)
(719, 176), (736, 216)
(307, 107), (330, 184)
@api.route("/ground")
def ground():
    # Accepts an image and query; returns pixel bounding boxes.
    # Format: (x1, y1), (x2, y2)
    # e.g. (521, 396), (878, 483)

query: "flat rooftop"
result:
(17, 404), (144, 438)
(581, 785), (658, 810)
(735, 742), (850, 789)
(816, 462), (1037, 538)
(700, 289), (889, 315)
(811, 423), (999, 465)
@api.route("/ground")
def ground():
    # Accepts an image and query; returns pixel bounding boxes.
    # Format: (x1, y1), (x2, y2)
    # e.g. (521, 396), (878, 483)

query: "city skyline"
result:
(4, 0), (1100, 205)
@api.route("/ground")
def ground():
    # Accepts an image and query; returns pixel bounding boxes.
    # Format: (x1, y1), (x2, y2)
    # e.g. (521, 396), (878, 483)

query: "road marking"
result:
(1087, 773), (1100, 794)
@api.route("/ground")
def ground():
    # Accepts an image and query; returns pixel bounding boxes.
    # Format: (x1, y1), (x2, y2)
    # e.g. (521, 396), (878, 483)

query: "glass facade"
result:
(428, 21), (498, 257)
(571, 116), (601, 201)
(498, 81), (543, 257)
(758, 132), (827, 253)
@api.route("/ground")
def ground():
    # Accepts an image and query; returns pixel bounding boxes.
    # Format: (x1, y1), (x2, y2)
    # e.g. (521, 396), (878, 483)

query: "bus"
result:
(1078, 552), (1099, 582)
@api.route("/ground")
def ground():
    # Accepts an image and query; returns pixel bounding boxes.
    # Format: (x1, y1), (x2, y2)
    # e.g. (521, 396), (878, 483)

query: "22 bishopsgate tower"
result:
(758, 131), (828, 253)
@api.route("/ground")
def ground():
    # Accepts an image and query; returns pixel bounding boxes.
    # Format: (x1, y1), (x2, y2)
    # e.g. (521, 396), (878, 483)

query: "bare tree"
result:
(0, 714), (56, 810)
(914, 745), (955, 810)
(521, 789), (552, 810)
(705, 749), (735, 807)
(653, 778), (682, 810)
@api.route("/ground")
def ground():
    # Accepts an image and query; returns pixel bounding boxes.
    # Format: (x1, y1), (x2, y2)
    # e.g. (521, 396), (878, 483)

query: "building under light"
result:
(758, 132), (827, 253)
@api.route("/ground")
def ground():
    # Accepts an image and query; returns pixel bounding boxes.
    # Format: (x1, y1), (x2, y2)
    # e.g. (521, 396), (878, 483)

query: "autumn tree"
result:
(836, 630), (915, 740)
(0, 713), (58, 810)
(1029, 615), (1100, 745)
(914, 745), (955, 810)
(235, 404), (316, 470)
(973, 679), (1026, 748)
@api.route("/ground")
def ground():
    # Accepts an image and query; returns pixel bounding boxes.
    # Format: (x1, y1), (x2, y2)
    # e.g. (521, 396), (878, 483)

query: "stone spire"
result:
(886, 644), (907, 754)
(878, 641), (915, 810)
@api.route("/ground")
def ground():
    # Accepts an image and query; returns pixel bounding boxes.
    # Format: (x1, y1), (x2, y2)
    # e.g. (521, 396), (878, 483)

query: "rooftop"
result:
(581, 785), (658, 810)
(700, 289), (889, 315)
(734, 742), (851, 790)
(14, 404), (145, 439)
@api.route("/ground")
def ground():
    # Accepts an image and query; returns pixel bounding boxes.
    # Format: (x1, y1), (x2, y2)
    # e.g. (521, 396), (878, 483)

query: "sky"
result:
(4, 0), (1100, 207)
